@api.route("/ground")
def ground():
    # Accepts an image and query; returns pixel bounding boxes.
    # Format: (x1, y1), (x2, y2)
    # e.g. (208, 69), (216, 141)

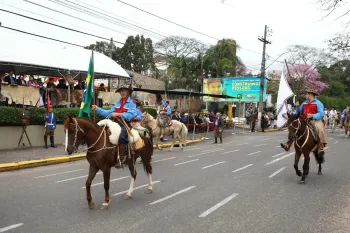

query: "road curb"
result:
(0, 138), (204, 172)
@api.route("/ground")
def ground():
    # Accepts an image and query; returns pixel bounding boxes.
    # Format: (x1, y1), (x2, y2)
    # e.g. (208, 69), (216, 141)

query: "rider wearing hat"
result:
(92, 84), (137, 167)
(281, 89), (327, 156)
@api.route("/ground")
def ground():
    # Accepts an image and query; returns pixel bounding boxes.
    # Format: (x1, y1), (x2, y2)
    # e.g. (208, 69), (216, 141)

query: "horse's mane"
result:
(65, 116), (102, 130)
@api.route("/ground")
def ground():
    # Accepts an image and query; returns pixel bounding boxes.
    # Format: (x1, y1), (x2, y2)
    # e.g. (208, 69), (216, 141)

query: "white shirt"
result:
(329, 110), (337, 116)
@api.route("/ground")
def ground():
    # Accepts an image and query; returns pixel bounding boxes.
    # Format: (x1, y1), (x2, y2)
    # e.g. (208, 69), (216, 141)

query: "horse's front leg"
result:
(86, 165), (99, 209)
(156, 135), (162, 151)
(125, 160), (137, 200)
(300, 153), (310, 184)
(294, 148), (302, 177)
(168, 131), (176, 152)
(101, 167), (111, 209)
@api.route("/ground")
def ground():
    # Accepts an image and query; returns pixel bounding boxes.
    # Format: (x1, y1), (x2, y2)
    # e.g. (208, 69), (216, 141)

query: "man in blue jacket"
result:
(92, 84), (137, 168)
(160, 100), (172, 140)
(44, 107), (57, 148)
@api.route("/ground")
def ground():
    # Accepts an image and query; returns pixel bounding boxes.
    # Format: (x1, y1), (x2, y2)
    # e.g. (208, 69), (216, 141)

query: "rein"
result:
(69, 118), (116, 154)
(290, 118), (310, 149)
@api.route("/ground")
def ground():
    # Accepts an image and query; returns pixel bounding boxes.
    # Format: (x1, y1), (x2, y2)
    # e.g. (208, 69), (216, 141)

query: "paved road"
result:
(1, 128), (350, 233)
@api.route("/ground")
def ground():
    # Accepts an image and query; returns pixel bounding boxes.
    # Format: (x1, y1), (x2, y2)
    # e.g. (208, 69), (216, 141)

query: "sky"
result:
(0, 0), (348, 74)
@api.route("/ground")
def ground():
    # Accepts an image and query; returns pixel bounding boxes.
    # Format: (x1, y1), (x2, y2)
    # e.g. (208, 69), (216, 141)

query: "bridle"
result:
(289, 118), (310, 149)
(66, 118), (115, 154)
(142, 113), (158, 131)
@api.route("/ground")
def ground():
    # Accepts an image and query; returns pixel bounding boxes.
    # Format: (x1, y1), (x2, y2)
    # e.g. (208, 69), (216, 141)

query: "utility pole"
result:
(258, 25), (272, 115)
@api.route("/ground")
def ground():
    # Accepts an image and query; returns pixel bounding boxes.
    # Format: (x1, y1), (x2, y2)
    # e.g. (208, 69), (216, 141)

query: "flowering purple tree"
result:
(286, 64), (328, 97)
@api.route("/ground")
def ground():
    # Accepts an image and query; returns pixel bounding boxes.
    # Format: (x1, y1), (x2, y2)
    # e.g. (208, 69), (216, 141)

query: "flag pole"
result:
(284, 59), (295, 104)
(92, 49), (96, 122)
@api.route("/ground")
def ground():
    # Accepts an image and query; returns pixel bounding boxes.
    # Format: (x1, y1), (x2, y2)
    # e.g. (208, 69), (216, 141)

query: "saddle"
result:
(97, 119), (144, 150)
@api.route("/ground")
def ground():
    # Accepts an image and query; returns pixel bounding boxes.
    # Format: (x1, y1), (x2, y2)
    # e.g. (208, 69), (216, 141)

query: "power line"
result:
(23, 0), (141, 38)
(114, 0), (219, 41)
(0, 25), (86, 48)
(74, 0), (169, 38)
(0, 8), (125, 45)
(48, 0), (166, 40)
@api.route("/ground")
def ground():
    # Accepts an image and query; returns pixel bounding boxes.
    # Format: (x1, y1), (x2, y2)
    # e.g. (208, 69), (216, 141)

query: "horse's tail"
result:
(181, 123), (188, 146)
(314, 151), (325, 164)
(140, 136), (153, 174)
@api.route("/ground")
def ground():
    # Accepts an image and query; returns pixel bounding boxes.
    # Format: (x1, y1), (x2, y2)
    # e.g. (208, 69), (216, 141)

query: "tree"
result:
(203, 39), (239, 77)
(85, 40), (115, 57)
(285, 45), (335, 68)
(155, 36), (206, 58)
(286, 64), (329, 99)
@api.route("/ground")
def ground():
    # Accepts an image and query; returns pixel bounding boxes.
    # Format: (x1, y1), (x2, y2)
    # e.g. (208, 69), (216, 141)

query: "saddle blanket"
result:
(97, 119), (140, 145)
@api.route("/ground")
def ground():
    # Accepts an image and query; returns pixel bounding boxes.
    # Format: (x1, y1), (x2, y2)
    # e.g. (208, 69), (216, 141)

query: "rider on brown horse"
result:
(92, 84), (138, 168)
(281, 89), (327, 156)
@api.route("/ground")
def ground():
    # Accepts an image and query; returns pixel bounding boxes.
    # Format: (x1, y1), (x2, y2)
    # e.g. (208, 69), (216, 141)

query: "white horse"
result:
(141, 112), (188, 151)
(329, 114), (337, 133)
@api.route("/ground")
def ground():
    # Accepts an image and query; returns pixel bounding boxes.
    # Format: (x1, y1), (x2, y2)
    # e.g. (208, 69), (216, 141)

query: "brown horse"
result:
(344, 111), (350, 138)
(287, 116), (325, 184)
(64, 116), (154, 210)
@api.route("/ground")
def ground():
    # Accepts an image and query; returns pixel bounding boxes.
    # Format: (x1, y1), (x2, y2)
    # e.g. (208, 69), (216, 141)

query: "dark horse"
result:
(287, 115), (325, 184)
(64, 116), (154, 209)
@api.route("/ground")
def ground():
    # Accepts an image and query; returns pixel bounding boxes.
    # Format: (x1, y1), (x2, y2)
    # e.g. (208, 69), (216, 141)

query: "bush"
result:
(0, 106), (157, 126)
(318, 96), (350, 110)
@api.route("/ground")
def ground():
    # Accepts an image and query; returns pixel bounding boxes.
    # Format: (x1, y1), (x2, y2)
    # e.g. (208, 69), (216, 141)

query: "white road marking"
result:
(278, 139), (285, 142)
(269, 167), (286, 178)
(334, 141), (339, 144)
(112, 181), (161, 196)
(56, 172), (102, 183)
(328, 137), (333, 140)
(272, 152), (285, 158)
(35, 169), (84, 178)
(222, 150), (239, 154)
(265, 152), (294, 165)
(254, 144), (266, 147)
(276, 145), (281, 147)
(247, 151), (261, 156)
(236, 143), (248, 146)
(260, 138), (270, 141)
(199, 193), (239, 217)
(232, 164), (253, 173)
(184, 147), (200, 152)
(152, 157), (176, 163)
(0, 223), (24, 232)
(202, 161), (225, 169)
(201, 148), (224, 153)
(174, 159), (199, 166)
(81, 176), (129, 188)
(149, 186), (196, 205)
(189, 149), (224, 158)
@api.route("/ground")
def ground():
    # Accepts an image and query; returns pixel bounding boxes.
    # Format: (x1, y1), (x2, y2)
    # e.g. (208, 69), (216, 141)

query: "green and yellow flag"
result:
(78, 56), (94, 118)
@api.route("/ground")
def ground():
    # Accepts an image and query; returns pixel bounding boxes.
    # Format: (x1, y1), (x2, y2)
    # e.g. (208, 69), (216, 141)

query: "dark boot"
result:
(44, 136), (48, 149)
(281, 140), (293, 151)
(115, 144), (128, 169)
(50, 136), (57, 148)
(220, 137), (223, 144)
(213, 137), (217, 144)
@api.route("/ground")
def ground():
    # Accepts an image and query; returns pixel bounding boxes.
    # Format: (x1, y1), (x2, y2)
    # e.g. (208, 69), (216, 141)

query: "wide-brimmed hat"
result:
(306, 89), (318, 96)
(116, 84), (132, 93)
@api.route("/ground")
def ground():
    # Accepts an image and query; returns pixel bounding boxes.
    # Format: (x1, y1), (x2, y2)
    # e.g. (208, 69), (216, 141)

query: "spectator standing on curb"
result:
(44, 106), (57, 149)
(214, 112), (224, 144)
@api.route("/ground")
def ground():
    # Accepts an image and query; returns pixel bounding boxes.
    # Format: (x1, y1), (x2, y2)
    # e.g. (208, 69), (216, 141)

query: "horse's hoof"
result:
(318, 171), (322, 175)
(181, 147), (184, 150)
(299, 180), (306, 184)
(145, 189), (153, 194)
(124, 194), (132, 200)
(100, 202), (109, 210)
(296, 170), (302, 177)
(88, 202), (95, 209)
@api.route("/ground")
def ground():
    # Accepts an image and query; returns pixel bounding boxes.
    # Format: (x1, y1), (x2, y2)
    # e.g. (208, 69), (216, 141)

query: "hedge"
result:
(0, 106), (157, 126)
(318, 96), (350, 110)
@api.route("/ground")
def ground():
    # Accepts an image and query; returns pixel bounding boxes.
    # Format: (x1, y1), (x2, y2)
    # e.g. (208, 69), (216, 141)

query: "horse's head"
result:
(64, 116), (85, 155)
(287, 117), (307, 141)
(141, 112), (155, 125)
